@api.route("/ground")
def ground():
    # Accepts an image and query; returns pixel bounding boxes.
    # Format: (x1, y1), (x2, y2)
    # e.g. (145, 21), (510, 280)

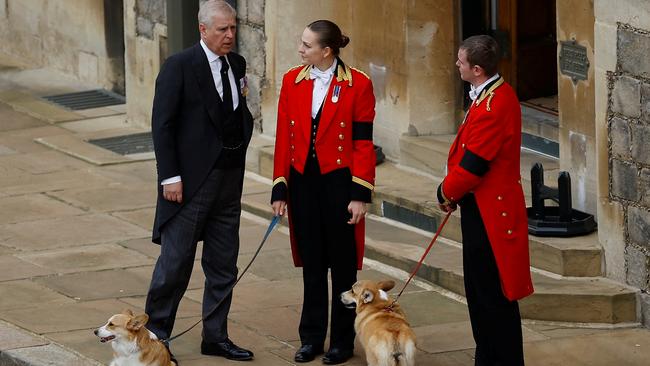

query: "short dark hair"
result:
(307, 20), (349, 56)
(460, 35), (499, 77)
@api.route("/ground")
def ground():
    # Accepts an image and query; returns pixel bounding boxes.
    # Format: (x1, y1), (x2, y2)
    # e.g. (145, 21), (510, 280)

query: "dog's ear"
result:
(127, 314), (149, 331)
(121, 309), (134, 316)
(362, 289), (374, 304)
(379, 280), (395, 291)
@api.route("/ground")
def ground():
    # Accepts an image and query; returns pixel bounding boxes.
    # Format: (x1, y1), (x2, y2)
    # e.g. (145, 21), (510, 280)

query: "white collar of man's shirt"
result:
(310, 59), (338, 82)
(200, 39), (223, 64)
(469, 73), (500, 101)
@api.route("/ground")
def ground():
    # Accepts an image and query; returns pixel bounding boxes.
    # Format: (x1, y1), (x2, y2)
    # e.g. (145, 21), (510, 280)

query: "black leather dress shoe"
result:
(201, 338), (254, 361)
(294, 344), (324, 363)
(322, 347), (353, 365)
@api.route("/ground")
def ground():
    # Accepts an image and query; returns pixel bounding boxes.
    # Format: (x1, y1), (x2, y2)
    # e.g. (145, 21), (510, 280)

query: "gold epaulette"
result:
(351, 67), (370, 80)
(474, 77), (504, 111)
(285, 64), (303, 73)
(294, 65), (312, 83)
(336, 64), (353, 86)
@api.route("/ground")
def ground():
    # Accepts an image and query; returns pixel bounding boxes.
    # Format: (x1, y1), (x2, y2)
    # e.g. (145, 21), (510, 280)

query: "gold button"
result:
(290, 133), (294, 138)
(291, 145), (295, 150)
(338, 146), (343, 152)
(339, 134), (344, 140)
(290, 120), (295, 126)
(507, 229), (513, 235)
(497, 196), (503, 200)
(291, 158), (295, 163)
(502, 212), (507, 217)
(462, 143), (465, 148)
(336, 159), (342, 165)
(340, 122), (346, 128)
(518, 180), (521, 184)
(312, 153), (316, 158)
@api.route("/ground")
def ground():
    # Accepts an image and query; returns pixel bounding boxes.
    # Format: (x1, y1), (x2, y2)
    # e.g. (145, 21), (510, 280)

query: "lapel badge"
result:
(332, 85), (341, 103)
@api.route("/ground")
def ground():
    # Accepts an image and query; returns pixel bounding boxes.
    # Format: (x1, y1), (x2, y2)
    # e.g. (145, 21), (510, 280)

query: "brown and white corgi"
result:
(94, 309), (177, 366)
(341, 280), (416, 366)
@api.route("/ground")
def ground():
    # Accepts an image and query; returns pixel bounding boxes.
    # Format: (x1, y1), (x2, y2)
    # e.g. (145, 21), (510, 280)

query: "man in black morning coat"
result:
(145, 0), (254, 361)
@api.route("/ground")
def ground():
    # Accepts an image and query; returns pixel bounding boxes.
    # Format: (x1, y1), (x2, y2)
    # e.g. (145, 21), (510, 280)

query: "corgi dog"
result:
(94, 309), (176, 366)
(341, 280), (416, 366)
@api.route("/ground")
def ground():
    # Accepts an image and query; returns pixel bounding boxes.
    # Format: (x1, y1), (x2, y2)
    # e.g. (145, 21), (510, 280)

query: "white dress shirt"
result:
(161, 40), (240, 186)
(310, 59), (337, 118)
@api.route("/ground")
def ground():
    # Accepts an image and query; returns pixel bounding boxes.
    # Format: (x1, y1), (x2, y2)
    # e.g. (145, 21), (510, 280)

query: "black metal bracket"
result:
(527, 163), (596, 237)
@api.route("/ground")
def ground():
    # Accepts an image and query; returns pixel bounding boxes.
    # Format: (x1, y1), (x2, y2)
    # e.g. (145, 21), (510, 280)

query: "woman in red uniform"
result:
(270, 20), (376, 365)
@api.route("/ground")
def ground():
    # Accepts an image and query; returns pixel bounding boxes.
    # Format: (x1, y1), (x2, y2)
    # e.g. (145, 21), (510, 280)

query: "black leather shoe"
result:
(322, 347), (353, 365)
(201, 338), (254, 361)
(294, 344), (324, 363)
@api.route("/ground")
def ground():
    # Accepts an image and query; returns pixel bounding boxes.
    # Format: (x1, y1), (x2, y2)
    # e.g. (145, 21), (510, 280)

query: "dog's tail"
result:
(392, 337), (416, 366)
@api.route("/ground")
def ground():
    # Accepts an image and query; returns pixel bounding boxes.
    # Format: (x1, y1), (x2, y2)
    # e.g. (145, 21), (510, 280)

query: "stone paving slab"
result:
(34, 267), (153, 301)
(0, 343), (101, 366)
(58, 114), (128, 134)
(0, 193), (85, 225)
(0, 255), (56, 281)
(524, 328), (650, 365)
(48, 185), (156, 212)
(0, 320), (48, 350)
(0, 169), (112, 197)
(0, 102), (46, 132)
(0, 213), (150, 251)
(0, 150), (89, 175)
(0, 279), (75, 311)
(0, 91), (83, 123)
(35, 134), (143, 165)
(15, 243), (153, 274)
(0, 299), (137, 334)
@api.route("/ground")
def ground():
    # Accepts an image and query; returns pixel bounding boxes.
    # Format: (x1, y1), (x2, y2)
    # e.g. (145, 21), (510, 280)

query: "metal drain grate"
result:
(88, 132), (154, 156)
(43, 89), (125, 110)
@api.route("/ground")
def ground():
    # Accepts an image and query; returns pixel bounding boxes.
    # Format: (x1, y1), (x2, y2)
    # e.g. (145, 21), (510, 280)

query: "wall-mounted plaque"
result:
(559, 40), (589, 82)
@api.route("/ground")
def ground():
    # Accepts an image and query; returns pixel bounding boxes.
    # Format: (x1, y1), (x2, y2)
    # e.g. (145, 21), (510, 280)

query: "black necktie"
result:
(219, 56), (233, 113)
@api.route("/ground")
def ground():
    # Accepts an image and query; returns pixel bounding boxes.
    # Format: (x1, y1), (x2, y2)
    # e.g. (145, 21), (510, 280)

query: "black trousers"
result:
(289, 166), (358, 350)
(145, 167), (244, 343)
(460, 194), (524, 366)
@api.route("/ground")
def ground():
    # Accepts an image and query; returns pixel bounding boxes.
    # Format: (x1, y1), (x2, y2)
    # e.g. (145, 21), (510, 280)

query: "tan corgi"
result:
(341, 280), (416, 366)
(94, 309), (177, 366)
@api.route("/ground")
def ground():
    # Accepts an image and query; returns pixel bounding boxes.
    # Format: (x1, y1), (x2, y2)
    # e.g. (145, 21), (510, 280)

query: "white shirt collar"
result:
(200, 39), (223, 64)
(310, 59), (338, 81)
(469, 73), (500, 101)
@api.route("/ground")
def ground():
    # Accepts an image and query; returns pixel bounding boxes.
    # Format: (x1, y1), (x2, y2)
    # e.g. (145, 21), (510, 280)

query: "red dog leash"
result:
(385, 210), (452, 311)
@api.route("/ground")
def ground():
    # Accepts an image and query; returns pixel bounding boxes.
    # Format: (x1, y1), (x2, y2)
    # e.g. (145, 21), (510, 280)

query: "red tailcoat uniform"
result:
(439, 77), (534, 301)
(272, 61), (376, 270)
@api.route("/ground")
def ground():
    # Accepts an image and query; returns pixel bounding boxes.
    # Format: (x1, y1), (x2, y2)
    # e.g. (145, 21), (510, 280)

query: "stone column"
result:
(123, 0), (167, 128)
(237, 0), (266, 132)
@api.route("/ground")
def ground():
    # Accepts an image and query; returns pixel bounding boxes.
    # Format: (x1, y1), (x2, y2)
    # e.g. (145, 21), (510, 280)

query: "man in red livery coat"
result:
(271, 20), (375, 365)
(437, 35), (534, 366)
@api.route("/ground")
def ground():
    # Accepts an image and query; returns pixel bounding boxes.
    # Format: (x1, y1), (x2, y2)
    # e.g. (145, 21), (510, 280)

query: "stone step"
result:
(398, 134), (561, 193)
(239, 177), (637, 325)
(254, 145), (602, 277)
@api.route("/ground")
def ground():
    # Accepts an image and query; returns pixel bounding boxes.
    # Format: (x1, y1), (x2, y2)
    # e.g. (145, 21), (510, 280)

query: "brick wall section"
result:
(609, 25), (650, 321)
(237, 0), (266, 132)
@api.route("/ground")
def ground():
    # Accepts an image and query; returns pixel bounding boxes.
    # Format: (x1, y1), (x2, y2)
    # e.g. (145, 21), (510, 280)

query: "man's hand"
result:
(163, 181), (183, 203)
(438, 202), (457, 213)
(348, 200), (367, 224)
(272, 200), (287, 216)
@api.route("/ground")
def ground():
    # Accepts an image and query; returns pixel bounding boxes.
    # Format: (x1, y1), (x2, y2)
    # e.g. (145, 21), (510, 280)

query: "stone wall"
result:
(123, 0), (168, 128)
(260, 0), (458, 160)
(0, 0), (124, 93)
(237, 0), (265, 132)
(606, 23), (650, 326)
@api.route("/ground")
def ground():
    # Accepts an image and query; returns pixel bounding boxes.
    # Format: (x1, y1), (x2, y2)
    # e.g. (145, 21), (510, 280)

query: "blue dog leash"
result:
(163, 215), (281, 344)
